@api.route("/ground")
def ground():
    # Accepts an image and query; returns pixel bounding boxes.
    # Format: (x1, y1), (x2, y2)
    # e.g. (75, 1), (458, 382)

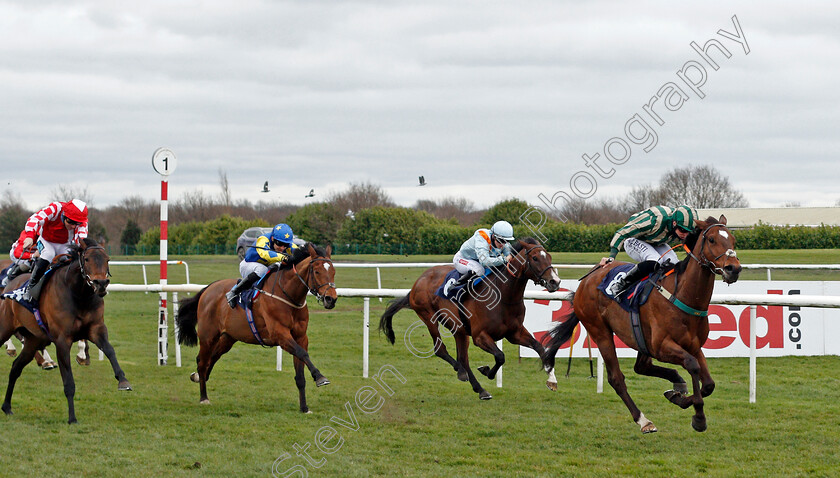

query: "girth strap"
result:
(629, 310), (650, 356)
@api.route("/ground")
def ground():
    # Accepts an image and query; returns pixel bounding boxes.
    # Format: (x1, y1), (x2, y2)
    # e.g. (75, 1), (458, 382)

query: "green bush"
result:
(336, 207), (441, 246)
(286, 202), (345, 245)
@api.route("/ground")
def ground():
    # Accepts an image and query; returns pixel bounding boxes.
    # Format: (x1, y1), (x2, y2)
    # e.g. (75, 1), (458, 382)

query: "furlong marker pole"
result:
(152, 148), (176, 366)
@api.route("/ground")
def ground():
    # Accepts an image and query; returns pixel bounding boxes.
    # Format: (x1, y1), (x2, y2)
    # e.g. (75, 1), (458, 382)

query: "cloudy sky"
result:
(1, 1), (838, 212)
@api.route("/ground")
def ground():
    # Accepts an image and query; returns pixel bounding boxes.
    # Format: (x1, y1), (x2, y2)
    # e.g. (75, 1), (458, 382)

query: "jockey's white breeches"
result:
(453, 251), (485, 275)
(623, 238), (679, 265)
(36, 238), (74, 264)
(239, 260), (269, 278)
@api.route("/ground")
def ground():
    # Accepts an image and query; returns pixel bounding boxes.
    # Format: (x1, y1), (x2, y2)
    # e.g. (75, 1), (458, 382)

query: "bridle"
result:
(77, 245), (110, 290)
(507, 244), (554, 287)
(293, 257), (336, 306)
(682, 223), (736, 277)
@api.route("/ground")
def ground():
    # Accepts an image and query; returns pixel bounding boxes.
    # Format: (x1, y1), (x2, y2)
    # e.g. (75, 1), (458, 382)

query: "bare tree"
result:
(326, 181), (395, 214)
(557, 196), (627, 224)
(624, 184), (668, 214)
(414, 197), (479, 225)
(218, 168), (232, 207)
(50, 184), (95, 206)
(171, 189), (217, 223)
(656, 165), (748, 208)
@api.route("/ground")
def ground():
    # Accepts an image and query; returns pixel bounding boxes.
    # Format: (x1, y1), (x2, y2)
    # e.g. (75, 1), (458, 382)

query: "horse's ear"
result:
(719, 215), (727, 225)
(306, 242), (318, 258)
(325, 245), (332, 257)
(694, 219), (706, 229)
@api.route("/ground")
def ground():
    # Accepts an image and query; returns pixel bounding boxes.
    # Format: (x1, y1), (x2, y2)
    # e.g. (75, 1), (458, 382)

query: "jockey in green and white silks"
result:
(601, 205), (697, 297)
(443, 220), (515, 296)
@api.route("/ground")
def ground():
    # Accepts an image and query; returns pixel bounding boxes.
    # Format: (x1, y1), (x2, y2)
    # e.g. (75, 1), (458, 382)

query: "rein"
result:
(682, 224), (732, 277)
(507, 244), (554, 287)
(265, 256), (336, 308)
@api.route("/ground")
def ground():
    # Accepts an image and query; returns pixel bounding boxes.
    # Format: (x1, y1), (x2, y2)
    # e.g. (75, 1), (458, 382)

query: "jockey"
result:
(226, 223), (299, 309)
(3, 230), (40, 288)
(443, 220), (515, 296)
(20, 199), (89, 302)
(600, 205), (697, 297)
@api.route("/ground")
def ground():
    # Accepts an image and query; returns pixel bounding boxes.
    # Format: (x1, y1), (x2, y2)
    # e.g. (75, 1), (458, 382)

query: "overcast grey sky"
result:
(1, 1), (838, 212)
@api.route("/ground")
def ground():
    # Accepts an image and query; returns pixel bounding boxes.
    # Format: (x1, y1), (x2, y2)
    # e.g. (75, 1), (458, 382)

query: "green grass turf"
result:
(0, 250), (838, 477)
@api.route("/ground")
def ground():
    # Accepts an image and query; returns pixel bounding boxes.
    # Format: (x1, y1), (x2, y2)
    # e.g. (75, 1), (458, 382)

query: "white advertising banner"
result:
(521, 281), (840, 358)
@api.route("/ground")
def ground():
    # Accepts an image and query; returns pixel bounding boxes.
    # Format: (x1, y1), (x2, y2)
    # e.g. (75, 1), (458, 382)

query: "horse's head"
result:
(687, 215), (741, 284)
(301, 243), (337, 309)
(510, 238), (561, 292)
(78, 238), (111, 297)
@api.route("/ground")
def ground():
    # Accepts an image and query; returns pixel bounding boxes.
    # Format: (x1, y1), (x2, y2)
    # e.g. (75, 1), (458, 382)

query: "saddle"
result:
(435, 269), (489, 302)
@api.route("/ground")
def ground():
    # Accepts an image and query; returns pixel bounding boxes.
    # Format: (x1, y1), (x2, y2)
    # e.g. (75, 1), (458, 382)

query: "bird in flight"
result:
(261, 181), (270, 193)
(305, 189), (315, 198)
(418, 176), (426, 186)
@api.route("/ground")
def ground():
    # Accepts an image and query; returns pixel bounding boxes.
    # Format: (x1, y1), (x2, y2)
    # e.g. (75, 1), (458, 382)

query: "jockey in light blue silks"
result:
(442, 220), (515, 297)
(225, 223), (299, 309)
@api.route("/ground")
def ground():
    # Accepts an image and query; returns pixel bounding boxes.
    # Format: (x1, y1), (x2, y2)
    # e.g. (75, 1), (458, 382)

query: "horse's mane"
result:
(675, 216), (721, 275)
(55, 238), (100, 269)
(276, 242), (327, 270)
(511, 237), (540, 253)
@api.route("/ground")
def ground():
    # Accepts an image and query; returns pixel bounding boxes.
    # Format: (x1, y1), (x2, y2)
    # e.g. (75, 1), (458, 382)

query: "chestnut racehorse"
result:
(544, 216), (741, 433)
(176, 243), (337, 413)
(0, 238), (132, 424)
(379, 238), (561, 399)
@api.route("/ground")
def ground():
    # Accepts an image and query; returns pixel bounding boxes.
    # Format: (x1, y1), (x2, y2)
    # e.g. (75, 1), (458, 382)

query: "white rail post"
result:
(766, 268), (771, 281)
(277, 346), (283, 371)
(376, 268), (383, 302)
(597, 356), (604, 393)
(496, 340), (503, 388)
(173, 292), (181, 367)
(749, 304), (757, 403)
(363, 297), (370, 378)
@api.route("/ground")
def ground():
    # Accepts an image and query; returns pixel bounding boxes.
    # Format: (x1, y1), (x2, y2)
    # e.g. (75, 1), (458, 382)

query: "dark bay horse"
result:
(0, 238), (132, 424)
(379, 238), (561, 399)
(176, 243), (337, 413)
(544, 216), (741, 433)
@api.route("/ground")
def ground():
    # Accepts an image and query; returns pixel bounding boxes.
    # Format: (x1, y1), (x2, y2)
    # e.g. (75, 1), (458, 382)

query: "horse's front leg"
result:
(53, 336), (78, 424)
(453, 331), (490, 400)
(507, 325), (557, 391)
(659, 343), (709, 432)
(282, 334), (327, 414)
(473, 331), (505, 380)
(89, 324), (132, 391)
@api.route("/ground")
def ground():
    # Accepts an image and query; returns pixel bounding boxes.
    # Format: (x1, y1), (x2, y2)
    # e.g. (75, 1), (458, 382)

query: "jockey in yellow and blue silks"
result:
(226, 223), (299, 309)
(442, 220), (515, 296)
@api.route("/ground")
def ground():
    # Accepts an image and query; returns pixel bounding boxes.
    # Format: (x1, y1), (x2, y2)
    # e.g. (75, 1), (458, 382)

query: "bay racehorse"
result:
(0, 238), (132, 424)
(544, 216), (741, 433)
(175, 243), (337, 413)
(379, 237), (561, 399)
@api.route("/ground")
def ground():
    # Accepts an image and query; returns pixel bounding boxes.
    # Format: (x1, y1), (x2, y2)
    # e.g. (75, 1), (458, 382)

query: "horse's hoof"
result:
(546, 380), (558, 392)
(664, 390), (692, 409)
(199, 399), (211, 405)
(76, 356), (90, 366)
(41, 361), (57, 370)
(691, 416), (707, 432)
(6, 349), (16, 357)
(477, 366), (491, 378)
(641, 423), (658, 434)
(190, 372), (200, 383)
(478, 391), (493, 400)
(2, 405), (12, 416)
(673, 382), (688, 394)
(118, 381), (133, 391)
(68, 418), (77, 425)
(315, 377), (330, 387)
(302, 409), (312, 414)
(456, 369), (468, 382)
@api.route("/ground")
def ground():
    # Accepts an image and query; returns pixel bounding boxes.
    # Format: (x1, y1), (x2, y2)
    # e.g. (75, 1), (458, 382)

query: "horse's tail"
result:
(176, 285), (211, 347)
(379, 295), (410, 345)
(542, 312), (581, 371)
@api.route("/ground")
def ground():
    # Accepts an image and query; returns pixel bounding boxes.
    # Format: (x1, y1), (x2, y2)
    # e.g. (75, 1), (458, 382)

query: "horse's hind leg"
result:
(658, 343), (711, 432)
(419, 309), (467, 381)
(195, 333), (235, 404)
(88, 324), (132, 391)
(633, 353), (687, 395)
(593, 334), (657, 433)
(2, 335), (45, 417)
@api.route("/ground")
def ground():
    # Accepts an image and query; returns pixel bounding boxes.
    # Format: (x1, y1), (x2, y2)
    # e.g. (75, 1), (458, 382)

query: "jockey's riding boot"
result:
(23, 258), (50, 303)
(444, 270), (476, 296)
(609, 260), (658, 298)
(2, 263), (21, 287)
(226, 272), (261, 309)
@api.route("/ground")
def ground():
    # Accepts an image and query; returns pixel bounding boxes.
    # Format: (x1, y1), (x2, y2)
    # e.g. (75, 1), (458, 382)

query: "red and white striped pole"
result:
(152, 148), (176, 366)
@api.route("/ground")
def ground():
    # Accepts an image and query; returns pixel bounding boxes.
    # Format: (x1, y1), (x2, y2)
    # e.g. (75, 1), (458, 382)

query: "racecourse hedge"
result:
(123, 212), (840, 255)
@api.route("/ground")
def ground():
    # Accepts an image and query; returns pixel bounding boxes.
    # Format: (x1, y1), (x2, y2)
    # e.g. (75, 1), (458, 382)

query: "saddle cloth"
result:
(435, 268), (489, 301)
